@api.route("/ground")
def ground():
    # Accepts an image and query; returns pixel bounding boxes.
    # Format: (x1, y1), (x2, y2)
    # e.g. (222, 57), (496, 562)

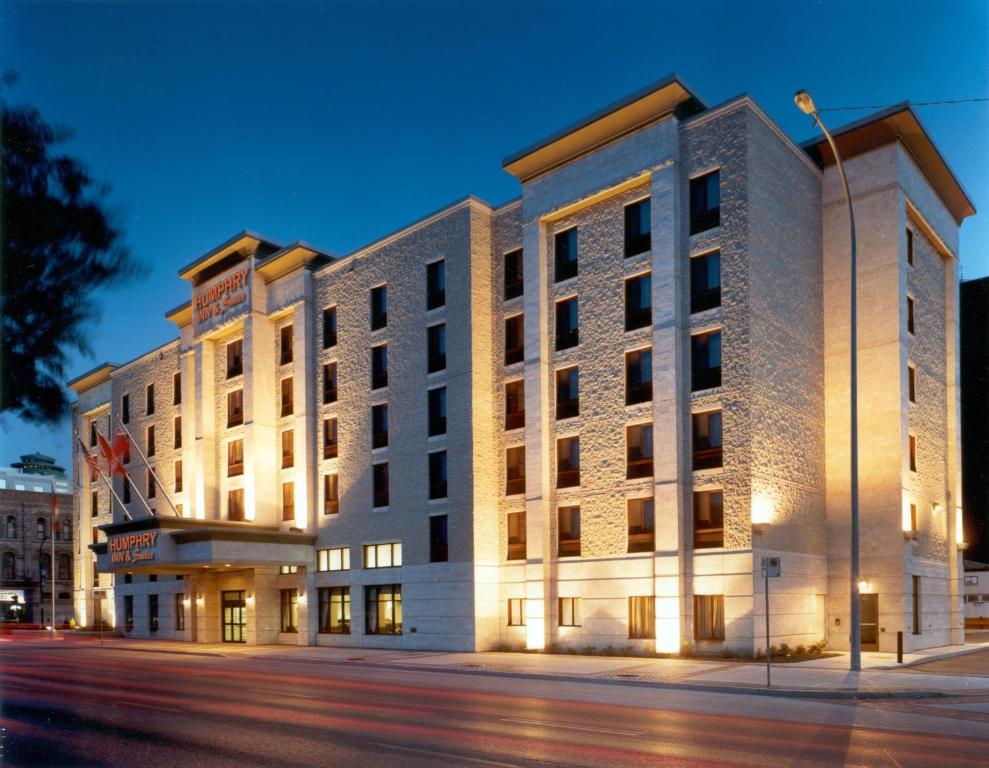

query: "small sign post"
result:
(762, 557), (781, 687)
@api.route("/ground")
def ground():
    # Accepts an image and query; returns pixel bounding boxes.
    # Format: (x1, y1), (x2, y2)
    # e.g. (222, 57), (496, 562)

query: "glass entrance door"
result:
(860, 593), (879, 652)
(222, 590), (246, 643)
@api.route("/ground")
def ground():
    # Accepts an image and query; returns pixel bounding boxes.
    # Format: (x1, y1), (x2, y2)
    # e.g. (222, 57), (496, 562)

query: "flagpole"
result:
(94, 430), (156, 518)
(113, 415), (181, 517)
(50, 489), (56, 638)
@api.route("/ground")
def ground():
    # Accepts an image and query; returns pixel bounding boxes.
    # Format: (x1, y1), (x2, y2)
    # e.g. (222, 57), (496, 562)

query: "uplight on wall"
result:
(196, 594), (205, 607)
(297, 593), (306, 606)
(246, 593), (255, 606)
(182, 597), (192, 608)
(751, 492), (775, 535)
(858, 579), (870, 593)
(525, 601), (545, 650)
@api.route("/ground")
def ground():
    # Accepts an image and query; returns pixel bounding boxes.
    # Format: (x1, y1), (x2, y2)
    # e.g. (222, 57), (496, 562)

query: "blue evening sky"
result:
(2, 0), (987, 474)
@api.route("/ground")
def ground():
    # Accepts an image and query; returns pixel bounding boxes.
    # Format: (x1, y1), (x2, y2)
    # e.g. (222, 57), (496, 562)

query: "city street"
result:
(2, 638), (989, 767)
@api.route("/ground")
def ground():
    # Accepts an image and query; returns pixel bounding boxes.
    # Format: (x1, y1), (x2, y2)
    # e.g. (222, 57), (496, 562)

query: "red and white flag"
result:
(97, 431), (129, 477)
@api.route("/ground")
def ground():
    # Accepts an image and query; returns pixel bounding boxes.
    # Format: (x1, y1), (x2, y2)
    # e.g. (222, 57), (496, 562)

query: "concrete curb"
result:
(872, 643), (989, 670)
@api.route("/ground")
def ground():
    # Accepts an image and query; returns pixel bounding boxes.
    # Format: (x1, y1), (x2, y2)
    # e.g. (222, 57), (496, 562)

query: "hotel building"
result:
(70, 75), (974, 654)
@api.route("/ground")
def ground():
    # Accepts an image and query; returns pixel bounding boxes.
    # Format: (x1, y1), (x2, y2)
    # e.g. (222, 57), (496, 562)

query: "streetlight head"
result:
(794, 90), (816, 115)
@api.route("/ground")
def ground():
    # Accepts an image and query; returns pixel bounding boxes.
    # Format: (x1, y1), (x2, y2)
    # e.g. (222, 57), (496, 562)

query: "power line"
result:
(818, 98), (989, 112)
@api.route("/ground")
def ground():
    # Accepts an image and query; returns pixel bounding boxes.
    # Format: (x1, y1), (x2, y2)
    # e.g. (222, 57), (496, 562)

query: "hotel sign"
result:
(109, 531), (159, 564)
(193, 266), (250, 336)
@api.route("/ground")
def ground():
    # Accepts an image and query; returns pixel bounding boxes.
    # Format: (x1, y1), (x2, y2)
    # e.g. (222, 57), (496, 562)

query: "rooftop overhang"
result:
(178, 231), (282, 285)
(165, 301), (192, 328)
(255, 242), (334, 283)
(67, 362), (117, 395)
(502, 74), (706, 183)
(802, 104), (976, 225)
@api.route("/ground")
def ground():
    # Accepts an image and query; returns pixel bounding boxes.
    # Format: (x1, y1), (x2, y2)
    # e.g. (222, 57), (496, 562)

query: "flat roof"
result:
(177, 231), (282, 282)
(67, 362), (117, 394)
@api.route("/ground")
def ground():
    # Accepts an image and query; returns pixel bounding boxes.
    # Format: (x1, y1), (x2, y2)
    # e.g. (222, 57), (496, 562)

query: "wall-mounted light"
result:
(196, 594), (205, 607)
(246, 593), (255, 606)
(182, 597), (192, 607)
(297, 593), (307, 606)
(751, 492), (775, 535)
(858, 579), (870, 593)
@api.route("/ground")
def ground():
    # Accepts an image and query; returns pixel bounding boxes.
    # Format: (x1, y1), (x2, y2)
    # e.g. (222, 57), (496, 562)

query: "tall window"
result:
(146, 425), (156, 457)
(689, 170), (720, 234)
(147, 468), (156, 499)
(627, 498), (655, 553)
(506, 446), (525, 495)
(37, 517), (46, 539)
(372, 404), (389, 449)
(912, 575), (921, 635)
(279, 325), (293, 365)
(906, 227), (914, 266)
(558, 506), (581, 557)
(430, 515), (448, 562)
(691, 330), (722, 390)
(2, 552), (14, 580)
(691, 251), (721, 313)
(5, 516), (15, 539)
(428, 387), (447, 436)
(556, 436), (580, 488)
(504, 249), (524, 300)
(124, 595), (134, 631)
(908, 364), (917, 403)
(57, 553), (70, 581)
(323, 362), (338, 403)
(554, 228), (578, 282)
(505, 381), (525, 430)
(227, 389), (244, 427)
(227, 439), (244, 477)
(228, 488), (245, 521)
(427, 324), (447, 373)
(319, 587), (350, 634)
(693, 490), (724, 548)
(507, 512), (526, 560)
(282, 429), (294, 468)
(281, 482), (295, 521)
(624, 273), (652, 331)
(909, 503), (918, 534)
(365, 585), (402, 634)
(90, 420), (98, 447)
(226, 339), (243, 378)
(174, 460), (183, 493)
(624, 198), (651, 257)
(323, 418), (338, 459)
(692, 411), (723, 470)
(370, 285), (387, 330)
(323, 473), (339, 515)
(507, 598), (525, 626)
(146, 384), (155, 415)
(555, 367), (579, 419)
(121, 394), (130, 424)
(559, 597), (581, 627)
(907, 296), (916, 335)
(174, 416), (182, 449)
(323, 307), (338, 348)
(280, 589), (298, 632)
(427, 260), (445, 310)
(555, 298), (578, 350)
(123, 480), (131, 504)
(280, 378), (294, 417)
(173, 372), (181, 405)
(429, 451), (448, 500)
(694, 595), (725, 640)
(373, 463), (389, 507)
(629, 596), (655, 639)
(909, 434), (917, 472)
(175, 593), (186, 631)
(91, 490), (98, 518)
(149, 594), (159, 633)
(505, 314), (524, 365)
(626, 423), (654, 479)
(371, 345), (388, 389)
(364, 542), (402, 568)
(625, 348), (652, 405)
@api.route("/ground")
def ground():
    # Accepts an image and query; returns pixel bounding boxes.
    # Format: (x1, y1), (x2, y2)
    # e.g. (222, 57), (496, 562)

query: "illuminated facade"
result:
(70, 76), (973, 653)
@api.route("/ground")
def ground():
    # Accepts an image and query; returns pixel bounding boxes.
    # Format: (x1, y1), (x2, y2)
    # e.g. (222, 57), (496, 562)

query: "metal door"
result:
(221, 590), (246, 643)
(860, 593), (879, 651)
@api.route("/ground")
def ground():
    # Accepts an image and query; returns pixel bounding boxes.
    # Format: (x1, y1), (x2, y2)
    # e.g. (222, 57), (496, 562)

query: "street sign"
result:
(762, 557), (781, 578)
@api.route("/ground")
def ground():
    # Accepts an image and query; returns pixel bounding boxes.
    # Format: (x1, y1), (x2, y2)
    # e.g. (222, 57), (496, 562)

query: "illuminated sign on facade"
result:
(109, 531), (159, 564)
(192, 266), (250, 335)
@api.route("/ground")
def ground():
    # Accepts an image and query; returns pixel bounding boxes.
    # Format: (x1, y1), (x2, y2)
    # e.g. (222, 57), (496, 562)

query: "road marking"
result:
(114, 701), (184, 713)
(365, 741), (524, 768)
(246, 687), (318, 700)
(500, 718), (642, 736)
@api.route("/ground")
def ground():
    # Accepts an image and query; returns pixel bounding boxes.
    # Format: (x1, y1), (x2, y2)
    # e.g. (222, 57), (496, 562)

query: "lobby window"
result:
(507, 512), (526, 560)
(430, 515), (448, 562)
(693, 490), (724, 548)
(146, 425), (156, 457)
(505, 314), (525, 365)
(90, 420), (98, 447)
(373, 463), (389, 508)
(124, 595), (134, 632)
(372, 404), (389, 449)
(507, 598), (525, 626)
(907, 296), (916, 335)
(624, 272), (652, 331)
(228, 488), (245, 521)
(427, 259), (446, 310)
(558, 506), (581, 557)
(146, 384), (155, 415)
(372, 345), (388, 390)
(910, 434), (917, 472)
(559, 597), (581, 627)
(280, 378), (294, 417)
(173, 372), (181, 405)
(626, 423), (654, 479)
(91, 490), (98, 518)
(504, 249), (524, 300)
(280, 324), (293, 365)
(627, 498), (655, 553)
(281, 482), (295, 521)
(149, 594), (159, 633)
(554, 228), (578, 282)
(429, 451), (448, 500)
(280, 589), (298, 633)
(226, 339), (243, 378)
(317, 546), (350, 571)
(323, 307), (338, 348)
(147, 468), (156, 499)
(556, 367), (579, 420)
(505, 380), (525, 430)
(628, 596), (655, 639)
(906, 227), (914, 266)
(691, 250), (721, 313)
(121, 394), (130, 424)
(506, 446), (526, 495)
(427, 323), (446, 373)
(428, 387), (447, 436)
(282, 429), (294, 468)
(624, 198), (651, 257)
(364, 541), (402, 568)
(556, 436), (580, 488)
(323, 362), (338, 403)
(365, 584), (402, 635)
(912, 575), (922, 635)
(694, 595), (725, 641)
(319, 587), (351, 634)
(227, 389), (244, 427)
(323, 473), (339, 515)
(689, 170), (720, 235)
(625, 348), (653, 405)
(175, 594), (185, 631)
(323, 418), (338, 459)
(555, 298), (578, 350)
(174, 416), (182, 449)
(370, 284), (387, 330)
(691, 330), (722, 390)
(174, 460), (183, 493)
(692, 411), (723, 470)
(227, 439), (244, 477)
(908, 364), (917, 403)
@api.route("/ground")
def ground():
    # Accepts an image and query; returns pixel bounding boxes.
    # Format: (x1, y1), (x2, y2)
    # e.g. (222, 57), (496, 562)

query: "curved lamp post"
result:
(794, 89), (861, 672)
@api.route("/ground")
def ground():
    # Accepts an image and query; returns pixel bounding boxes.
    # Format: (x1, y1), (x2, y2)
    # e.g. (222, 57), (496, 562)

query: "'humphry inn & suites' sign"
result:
(109, 531), (159, 564)
(193, 266), (250, 336)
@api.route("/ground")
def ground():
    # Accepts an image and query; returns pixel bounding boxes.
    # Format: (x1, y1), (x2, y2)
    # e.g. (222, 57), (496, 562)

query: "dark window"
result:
(123, 480), (131, 504)
(694, 595), (725, 641)
(693, 490), (724, 548)
(912, 575), (921, 634)
(372, 345), (388, 389)
(906, 228), (914, 266)
(691, 251), (721, 313)
(372, 404), (388, 449)
(626, 423), (654, 479)
(427, 260), (446, 310)
(324, 473), (339, 515)
(146, 384), (155, 416)
(508, 598), (525, 626)
(323, 307), (338, 348)
(175, 594), (185, 631)
(323, 362), (338, 403)
(124, 573), (132, 584)
(226, 339), (243, 378)
(280, 589), (298, 632)
(228, 489), (244, 521)
(365, 585), (402, 635)
(280, 378), (294, 417)
(371, 285), (387, 330)
(910, 434), (917, 472)
(91, 490), (98, 518)
(319, 587), (350, 634)
(427, 324), (446, 373)
(558, 506), (580, 557)
(282, 429), (294, 468)
(428, 387), (447, 436)
(504, 249), (524, 300)
(624, 273), (652, 331)
(146, 425), (156, 457)
(227, 389), (244, 427)
(627, 498), (655, 553)
(505, 314), (524, 365)
(691, 330), (722, 390)
(908, 365), (916, 403)
(429, 451), (448, 500)
(507, 511), (526, 560)
(124, 595), (134, 632)
(282, 482), (295, 521)
(373, 463), (389, 508)
(430, 515), (448, 562)
(554, 228), (578, 282)
(690, 171), (720, 235)
(505, 381), (525, 430)
(174, 416), (182, 449)
(173, 372), (181, 405)
(629, 596), (655, 639)
(556, 367), (579, 419)
(121, 394), (130, 424)
(625, 348), (653, 405)
(37, 517), (46, 539)
(5, 516), (15, 539)
(149, 594), (159, 633)
(147, 468), (156, 499)
(624, 198), (651, 257)
(174, 460), (183, 493)
(506, 446), (526, 495)
(555, 298), (578, 350)
(280, 325), (293, 365)
(324, 417), (338, 459)
(227, 439), (244, 477)
(692, 411), (723, 470)
(556, 436), (580, 488)
(90, 420), (98, 447)
(907, 296), (915, 335)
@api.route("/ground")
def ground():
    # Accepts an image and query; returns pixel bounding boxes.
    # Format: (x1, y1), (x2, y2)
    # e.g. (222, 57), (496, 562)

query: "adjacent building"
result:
(961, 276), (989, 563)
(70, 75), (974, 654)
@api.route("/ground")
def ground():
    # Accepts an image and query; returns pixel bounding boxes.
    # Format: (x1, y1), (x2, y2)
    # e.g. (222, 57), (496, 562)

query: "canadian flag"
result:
(97, 430), (130, 477)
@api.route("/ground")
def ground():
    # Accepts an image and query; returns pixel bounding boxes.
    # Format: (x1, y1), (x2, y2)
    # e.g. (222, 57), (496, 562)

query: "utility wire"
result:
(818, 98), (989, 112)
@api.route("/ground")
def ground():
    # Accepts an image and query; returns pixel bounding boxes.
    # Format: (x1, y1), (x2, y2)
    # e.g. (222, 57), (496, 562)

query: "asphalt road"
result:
(2, 638), (988, 768)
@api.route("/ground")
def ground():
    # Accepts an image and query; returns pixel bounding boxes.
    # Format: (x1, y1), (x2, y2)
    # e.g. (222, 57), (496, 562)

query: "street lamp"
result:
(794, 89), (861, 672)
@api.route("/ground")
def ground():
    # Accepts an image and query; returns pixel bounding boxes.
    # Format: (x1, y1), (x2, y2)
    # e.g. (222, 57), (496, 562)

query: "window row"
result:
(119, 374), (182, 425)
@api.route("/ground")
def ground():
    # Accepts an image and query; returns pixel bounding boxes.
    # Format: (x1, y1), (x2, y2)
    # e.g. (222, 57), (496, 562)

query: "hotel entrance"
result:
(860, 593), (879, 652)
(222, 590), (246, 643)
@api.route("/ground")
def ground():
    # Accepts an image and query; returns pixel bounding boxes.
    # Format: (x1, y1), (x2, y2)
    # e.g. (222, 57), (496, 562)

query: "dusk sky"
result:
(3, 0), (987, 474)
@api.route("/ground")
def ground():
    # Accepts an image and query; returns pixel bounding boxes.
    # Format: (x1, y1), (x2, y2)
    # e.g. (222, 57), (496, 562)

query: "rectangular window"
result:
(227, 488), (245, 521)
(146, 384), (155, 416)
(554, 228), (578, 282)
(506, 446), (526, 495)
(429, 451), (448, 500)
(280, 589), (298, 632)
(427, 259), (446, 310)
(91, 489), (98, 518)
(280, 378), (294, 417)
(372, 345), (388, 389)
(281, 482), (295, 521)
(227, 389), (244, 427)
(319, 587), (351, 634)
(323, 362), (338, 403)
(146, 425), (156, 457)
(364, 542), (402, 568)
(559, 597), (581, 627)
(227, 439), (244, 477)
(505, 314), (524, 365)
(428, 387), (447, 436)
(906, 227), (914, 266)
(365, 585), (402, 635)
(174, 460), (183, 493)
(123, 480), (131, 504)
(317, 546), (350, 571)
(323, 418), (338, 459)
(690, 170), (720, 235)
(558, 506), (580, 557)
(908, 364), (916, 403)
(370, 285), (387, 330)
(626, 423), (654, 479)
(430, 515), (449, 563)
(323, 474), (339, 515)
(121, 394), (130, 424)
(504, 249), (524, 300)
(691, 251), (721, 313)
(691, 330), (722, 390)
(173, 372), (182, 405)
(693, 411), (723, 470)
(90, 420), (98, 447)
(373, 463), (389, 508)
(910, 434), (917, 472)
(124, 595), (134, 631)
(555, 298), (578, 350)
(147, 468), (156, 499)
(625, 348), (652, 405)
(629, 596), (655, 639)
(907, 296), (915, 335)
(624, 273), (652, 331)
(372, 404), (389, 449)
(226, 339), (243, 378)
(627, 498), (655, 553)
(505, 381), (525, 430)
(507, 511), (526, 560)
(694, 595), (725, 641)
(149, 594), (159, 633)
(555, 367), (579, 420)
(624, 198), (651, 257)
(175, 593), (185, 631)
(507, 598), (525, 626)
(174, 416), (182, 449)
(693, 490), (724, 548)
(427, 324), (446, 373)
(323, 307), (338, 348)
(279, 325), (293, 365)
(281, 429), (294, 468)
(556, 436), (580, 488)
(909, 503), (918, 533)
